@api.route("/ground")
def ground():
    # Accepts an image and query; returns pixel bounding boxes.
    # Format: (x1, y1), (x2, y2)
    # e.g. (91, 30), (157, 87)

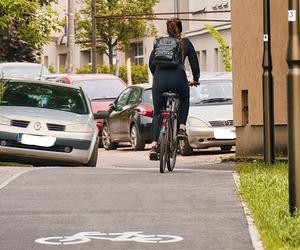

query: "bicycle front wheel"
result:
(159, 130), (169, 173)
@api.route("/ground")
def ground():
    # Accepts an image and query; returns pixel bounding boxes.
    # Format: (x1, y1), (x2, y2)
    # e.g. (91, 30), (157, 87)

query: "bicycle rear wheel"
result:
(159, 126), (169, 173)
(167, 116), (177, 172)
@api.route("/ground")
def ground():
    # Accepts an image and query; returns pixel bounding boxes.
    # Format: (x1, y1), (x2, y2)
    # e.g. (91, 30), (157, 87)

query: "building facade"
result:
(41, 0), (231, 77)
(231, 0), (288, 158)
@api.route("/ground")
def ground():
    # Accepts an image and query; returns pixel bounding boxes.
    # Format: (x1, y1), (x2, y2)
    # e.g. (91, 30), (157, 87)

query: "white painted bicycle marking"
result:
(35, 231), (184, 245)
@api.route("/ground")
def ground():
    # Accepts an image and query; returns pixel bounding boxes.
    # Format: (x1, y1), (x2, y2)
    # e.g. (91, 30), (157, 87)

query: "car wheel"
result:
(179, 138), (193, 156)
(102, 123), (118, 150)
(85, 139), (99, 167)
(130, 123), (145, 151)
(221, 145), (232, 151)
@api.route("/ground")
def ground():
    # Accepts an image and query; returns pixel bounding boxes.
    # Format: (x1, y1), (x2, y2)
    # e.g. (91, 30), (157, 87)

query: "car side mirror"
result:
(94, 111), (110, 119)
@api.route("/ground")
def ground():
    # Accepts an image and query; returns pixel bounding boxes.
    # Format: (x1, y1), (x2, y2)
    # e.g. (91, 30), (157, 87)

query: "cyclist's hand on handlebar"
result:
(188, 80), (200, 87)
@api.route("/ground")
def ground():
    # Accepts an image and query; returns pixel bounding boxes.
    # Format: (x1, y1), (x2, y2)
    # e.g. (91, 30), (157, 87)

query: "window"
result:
(1, 81), (89, 114)
(44, 56), (49, 67)
(133, 43), (144, 65)
(242, 90), (249, 125)
(116, 88), (132, 109)
(201, 50), (207, 71)
(214, 48), (219, 71)
(128, 88), (141, 105)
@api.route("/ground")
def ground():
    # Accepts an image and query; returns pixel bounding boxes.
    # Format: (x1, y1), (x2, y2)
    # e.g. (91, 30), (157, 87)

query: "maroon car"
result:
(56, 74), (127, 143)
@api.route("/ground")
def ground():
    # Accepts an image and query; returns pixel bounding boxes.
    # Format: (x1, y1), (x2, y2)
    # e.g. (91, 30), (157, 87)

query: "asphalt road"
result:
(0, 146), (253, 250)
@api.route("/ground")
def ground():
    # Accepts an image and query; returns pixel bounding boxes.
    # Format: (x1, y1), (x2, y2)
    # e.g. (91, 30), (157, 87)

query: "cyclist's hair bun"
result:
(167, 18), (182, 40)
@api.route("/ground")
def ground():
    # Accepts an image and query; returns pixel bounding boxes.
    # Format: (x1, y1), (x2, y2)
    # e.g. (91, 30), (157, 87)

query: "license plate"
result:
(18, 134), (56, 147)
(214, 129), (236, 140)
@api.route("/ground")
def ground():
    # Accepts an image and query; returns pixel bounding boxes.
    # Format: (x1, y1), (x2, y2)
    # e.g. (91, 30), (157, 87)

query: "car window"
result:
(72, 79), (126, 100)
(128, 88), (141, 105)
(190, 80), (232, 105)
(0, 81), (89, 114)
(115, 88), (132, 108)
(142, 89), (153, 107)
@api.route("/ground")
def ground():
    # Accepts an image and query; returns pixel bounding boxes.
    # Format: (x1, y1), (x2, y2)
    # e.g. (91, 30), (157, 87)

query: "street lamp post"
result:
(287, 0), (300, 215)
(262, 0), (275, 164)
(67, 0), (75, 74)
(91, 0), (97, 74)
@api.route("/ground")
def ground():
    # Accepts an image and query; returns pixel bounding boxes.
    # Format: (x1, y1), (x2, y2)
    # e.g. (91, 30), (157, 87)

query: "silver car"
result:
(0, 79), (99, 166)
(0, 62), (50, 79)
(179, 73), (235, 156)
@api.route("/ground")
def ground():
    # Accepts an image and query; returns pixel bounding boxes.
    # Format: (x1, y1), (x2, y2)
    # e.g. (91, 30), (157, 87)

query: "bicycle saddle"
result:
(162, 92), (179, 98)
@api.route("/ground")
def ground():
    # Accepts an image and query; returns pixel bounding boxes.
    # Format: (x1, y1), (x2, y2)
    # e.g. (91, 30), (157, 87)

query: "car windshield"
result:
(0, 81), (89, 114)
(73, 79), (126, 100)
(190, 80), (232, 105)
(2, 65), (50, 79)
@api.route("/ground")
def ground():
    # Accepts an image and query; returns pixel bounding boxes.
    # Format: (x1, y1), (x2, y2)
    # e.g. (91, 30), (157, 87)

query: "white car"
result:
(0, 62), (50, 79)
(179, 73), (235, 155)
(0, 78), (99, 166)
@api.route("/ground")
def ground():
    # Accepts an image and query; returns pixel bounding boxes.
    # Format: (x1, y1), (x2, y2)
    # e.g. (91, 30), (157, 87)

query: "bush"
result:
(76, 64), (149, 85)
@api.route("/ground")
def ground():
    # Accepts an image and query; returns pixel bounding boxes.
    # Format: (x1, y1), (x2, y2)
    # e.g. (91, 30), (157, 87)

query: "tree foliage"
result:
(0, 0), (60, 62)
(204, 24), (232, 72)
(77, 0), (158, 65)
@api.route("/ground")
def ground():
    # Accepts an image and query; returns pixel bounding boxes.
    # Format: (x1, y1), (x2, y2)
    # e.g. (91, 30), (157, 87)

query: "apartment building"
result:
(41, 0), (231, 78)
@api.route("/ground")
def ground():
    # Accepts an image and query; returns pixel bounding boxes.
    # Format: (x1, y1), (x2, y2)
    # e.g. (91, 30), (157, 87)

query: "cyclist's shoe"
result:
(177, 128), (188, 140)
(149, 146), (159, 161)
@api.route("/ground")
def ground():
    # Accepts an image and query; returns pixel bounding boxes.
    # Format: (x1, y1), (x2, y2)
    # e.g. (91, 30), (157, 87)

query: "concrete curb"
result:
(232, 172), (264, 250)
(0, 168), (34, 190)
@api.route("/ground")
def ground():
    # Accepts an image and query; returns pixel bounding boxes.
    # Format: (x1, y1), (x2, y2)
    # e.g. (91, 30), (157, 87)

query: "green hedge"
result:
(76, 64), (149, 85)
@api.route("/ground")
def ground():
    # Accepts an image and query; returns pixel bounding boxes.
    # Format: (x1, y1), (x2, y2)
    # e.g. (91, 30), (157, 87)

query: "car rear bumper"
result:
(187, 126), (236, 149)
(139, 116), (152, 142)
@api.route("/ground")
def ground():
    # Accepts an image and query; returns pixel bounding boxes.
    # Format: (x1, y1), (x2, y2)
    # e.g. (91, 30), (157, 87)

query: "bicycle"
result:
(158, 82), (199, 174)
(159, 92), (179, 173)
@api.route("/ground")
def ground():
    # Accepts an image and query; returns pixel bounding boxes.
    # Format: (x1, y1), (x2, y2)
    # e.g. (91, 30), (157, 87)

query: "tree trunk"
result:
(108, 45), (113, 66)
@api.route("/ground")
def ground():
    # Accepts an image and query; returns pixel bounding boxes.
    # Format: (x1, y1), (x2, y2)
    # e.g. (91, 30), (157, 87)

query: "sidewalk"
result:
(0, 161), (262, 250)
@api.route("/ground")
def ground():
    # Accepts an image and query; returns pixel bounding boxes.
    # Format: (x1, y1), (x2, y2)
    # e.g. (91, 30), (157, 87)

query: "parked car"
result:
(56, 74), (127, 142)
(98, 84), (153, 151)
(179, 73), (235, 156)
(0, 78), (99, 166)
(0, 62), (50, 79)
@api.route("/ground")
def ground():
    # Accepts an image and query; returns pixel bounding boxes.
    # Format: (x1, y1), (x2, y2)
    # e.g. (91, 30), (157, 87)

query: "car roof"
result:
(3, 78), (81, 90)
(59, 74), (124, 81)
(133, 83), (152, 89)
(0, 62), (44, 67)
(199, 72), (232, 81)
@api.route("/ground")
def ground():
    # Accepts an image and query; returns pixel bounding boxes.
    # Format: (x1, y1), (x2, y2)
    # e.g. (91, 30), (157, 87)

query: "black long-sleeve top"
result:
(149, 37), (200, 82)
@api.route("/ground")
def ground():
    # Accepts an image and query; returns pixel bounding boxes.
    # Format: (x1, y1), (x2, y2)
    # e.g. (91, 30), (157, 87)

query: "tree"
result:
(0, 0), (60, 62)
(204, 24), (232, 72)
(77, 0), (158, 65)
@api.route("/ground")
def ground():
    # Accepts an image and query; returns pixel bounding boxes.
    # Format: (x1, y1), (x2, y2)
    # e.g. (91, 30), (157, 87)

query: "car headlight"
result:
(65, 123), (93, 133)
(188, 117), (208, 127)
(0, 115), (10, 126)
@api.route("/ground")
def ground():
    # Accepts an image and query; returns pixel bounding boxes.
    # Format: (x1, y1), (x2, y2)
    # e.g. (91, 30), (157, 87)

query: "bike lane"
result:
(0, 166), (253, 250)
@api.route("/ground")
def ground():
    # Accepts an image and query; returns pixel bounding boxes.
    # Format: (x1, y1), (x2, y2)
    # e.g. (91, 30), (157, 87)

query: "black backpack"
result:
(153, 36), (182, 69)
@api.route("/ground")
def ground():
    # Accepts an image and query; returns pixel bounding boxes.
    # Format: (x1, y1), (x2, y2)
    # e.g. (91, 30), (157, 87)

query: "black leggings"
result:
(151, 68), (190, 142)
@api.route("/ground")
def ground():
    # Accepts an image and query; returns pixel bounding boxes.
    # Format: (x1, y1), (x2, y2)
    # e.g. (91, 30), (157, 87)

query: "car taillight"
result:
(136, 104), (153, 118)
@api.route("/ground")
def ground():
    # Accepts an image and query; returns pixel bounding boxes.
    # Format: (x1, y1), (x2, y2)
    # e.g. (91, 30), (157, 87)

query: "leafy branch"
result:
(204, 24), (232, 72)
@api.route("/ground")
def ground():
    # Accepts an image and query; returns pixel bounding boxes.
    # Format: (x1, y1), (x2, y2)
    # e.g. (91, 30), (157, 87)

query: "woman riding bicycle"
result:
(149, 18), (200, 160)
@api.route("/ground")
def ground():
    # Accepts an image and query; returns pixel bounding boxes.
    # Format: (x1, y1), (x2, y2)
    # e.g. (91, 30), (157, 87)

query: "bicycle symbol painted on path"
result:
(35, 231), (184, 245)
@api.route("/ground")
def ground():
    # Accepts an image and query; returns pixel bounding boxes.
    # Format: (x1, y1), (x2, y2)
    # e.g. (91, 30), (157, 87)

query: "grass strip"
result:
(238, 162), (300, 250)
(0, 161), (31, 167)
